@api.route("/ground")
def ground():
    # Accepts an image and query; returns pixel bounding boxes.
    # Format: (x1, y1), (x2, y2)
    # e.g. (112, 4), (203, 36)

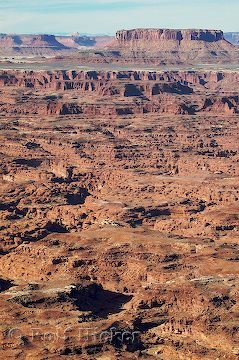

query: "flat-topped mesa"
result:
(0, 34), (66, 49)
(116, 28), (224, 44)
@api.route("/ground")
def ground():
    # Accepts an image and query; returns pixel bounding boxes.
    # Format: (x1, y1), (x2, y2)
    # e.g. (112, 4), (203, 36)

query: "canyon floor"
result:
(0, 64), (238, 360)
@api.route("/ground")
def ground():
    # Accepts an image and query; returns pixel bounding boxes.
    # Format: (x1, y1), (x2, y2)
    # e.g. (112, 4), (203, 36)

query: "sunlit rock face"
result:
(116, 28), (224, 43)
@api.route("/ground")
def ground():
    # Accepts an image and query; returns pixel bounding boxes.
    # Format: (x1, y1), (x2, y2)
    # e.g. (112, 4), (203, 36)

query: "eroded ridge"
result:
(0, 68), (238, 359)
(0, 69), (239, 116)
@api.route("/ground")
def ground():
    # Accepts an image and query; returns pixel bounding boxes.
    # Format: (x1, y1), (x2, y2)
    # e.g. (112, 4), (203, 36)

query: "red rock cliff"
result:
(116, 28), (224, 44)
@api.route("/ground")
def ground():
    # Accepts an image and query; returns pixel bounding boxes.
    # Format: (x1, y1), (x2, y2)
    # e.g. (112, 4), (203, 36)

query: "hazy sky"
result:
(0, 0), (238, 35)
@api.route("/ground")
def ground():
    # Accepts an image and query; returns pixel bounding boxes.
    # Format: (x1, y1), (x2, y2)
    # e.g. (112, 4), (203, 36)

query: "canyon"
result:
(0, 69), (239, 117)
(0, 66), (238, 359)
(0, 27), (238, 360)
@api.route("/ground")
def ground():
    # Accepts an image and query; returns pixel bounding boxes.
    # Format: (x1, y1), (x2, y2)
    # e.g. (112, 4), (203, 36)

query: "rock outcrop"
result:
(56, 34), (113, 48)
(0, 65), (238, 359)
(0, 29), (238, 64)
(0, 33), (114, 56)
(106, 28), (239, 64)
(0, 69), (238, 117)
(1, 69), (239, 92)
(0, 34), (70, 56)
(225, 32), (239, 45)
(0, 34), (67, 48)
(116, 28), (224, 43)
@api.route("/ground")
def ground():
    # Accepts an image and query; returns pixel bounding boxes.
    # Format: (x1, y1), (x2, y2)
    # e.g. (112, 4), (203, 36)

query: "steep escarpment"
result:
(0, 34), (70, 56)
(107, 28), (239, 64)
(0, 65), (238, 359)
(0, 33), (116, 57)
(116, 28), (225, 43)
(1, 69), (239, 90)
(0, 69), (238, 117)
(0, 60), (238, 360)
(56, 34), (113, 48)
(225, 32), (239, 45)
(0, 29), (238, 64)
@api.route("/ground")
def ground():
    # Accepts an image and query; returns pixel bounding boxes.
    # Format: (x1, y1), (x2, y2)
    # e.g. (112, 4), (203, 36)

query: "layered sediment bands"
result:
(0, 34), (71, 56)
(0, 33), (114, 56)
(0, 63), (239, 359)
(0, 34), (66, 48)
(1, 69), (239, 88)
(0, 29), (238, 63)
(0, 69), (238, 116)
(56, 35), (113, 48)
(108, 28), (239, 64)
(116, 28), (224, 43)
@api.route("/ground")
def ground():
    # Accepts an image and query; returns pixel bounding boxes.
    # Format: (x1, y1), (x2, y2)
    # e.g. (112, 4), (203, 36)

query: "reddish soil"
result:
(0, 69), (239, 117)
(0, 64), (238, 359)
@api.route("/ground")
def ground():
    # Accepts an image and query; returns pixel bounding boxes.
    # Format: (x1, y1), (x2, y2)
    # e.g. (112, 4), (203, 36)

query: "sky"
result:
(0, 0), (238, 35)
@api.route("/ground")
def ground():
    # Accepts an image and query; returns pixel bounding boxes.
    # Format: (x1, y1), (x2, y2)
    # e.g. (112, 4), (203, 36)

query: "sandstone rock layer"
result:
(116, 28), (224, 43)
(0, 66), (238, 359)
